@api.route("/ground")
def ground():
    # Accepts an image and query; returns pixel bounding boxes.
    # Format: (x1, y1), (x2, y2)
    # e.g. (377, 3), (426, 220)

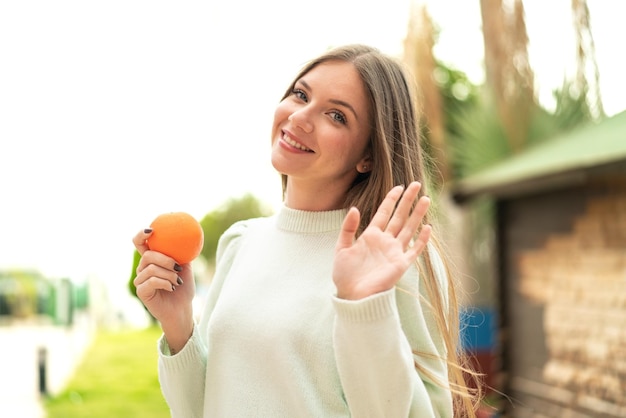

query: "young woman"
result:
(133, 44), (479, 417)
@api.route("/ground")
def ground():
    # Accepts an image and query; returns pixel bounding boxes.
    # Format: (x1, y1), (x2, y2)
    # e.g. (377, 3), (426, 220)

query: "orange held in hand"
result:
(146, 212), (204, 264)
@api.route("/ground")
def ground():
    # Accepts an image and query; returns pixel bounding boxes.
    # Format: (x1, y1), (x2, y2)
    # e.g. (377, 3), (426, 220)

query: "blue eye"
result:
(330, 111), (347, 125)
(292, 88), (307, 102)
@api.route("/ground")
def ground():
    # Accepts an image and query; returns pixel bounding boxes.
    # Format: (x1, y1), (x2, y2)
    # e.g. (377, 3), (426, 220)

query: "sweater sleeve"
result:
(332, 245), (453, 418)
(157, 220), (249, 418)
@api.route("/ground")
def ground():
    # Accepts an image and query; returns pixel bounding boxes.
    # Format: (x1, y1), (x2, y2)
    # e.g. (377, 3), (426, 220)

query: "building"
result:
(453, 111), (626, 417)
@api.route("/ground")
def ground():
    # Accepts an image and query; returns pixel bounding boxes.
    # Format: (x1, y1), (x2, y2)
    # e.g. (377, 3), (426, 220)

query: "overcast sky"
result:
(1, 0), (624, 315)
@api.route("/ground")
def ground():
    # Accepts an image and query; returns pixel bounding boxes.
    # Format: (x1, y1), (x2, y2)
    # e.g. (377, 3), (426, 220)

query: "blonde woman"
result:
(133, 44), (479, 417)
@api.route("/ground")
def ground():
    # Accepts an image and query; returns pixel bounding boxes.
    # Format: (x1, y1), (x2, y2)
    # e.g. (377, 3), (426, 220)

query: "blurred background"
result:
(1, 0), (625, 417)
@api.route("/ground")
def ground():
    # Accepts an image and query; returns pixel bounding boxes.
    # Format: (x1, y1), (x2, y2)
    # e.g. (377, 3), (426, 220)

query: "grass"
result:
(44, 326), (171, 418)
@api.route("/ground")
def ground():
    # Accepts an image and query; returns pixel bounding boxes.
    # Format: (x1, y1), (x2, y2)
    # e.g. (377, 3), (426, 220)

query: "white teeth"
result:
(283, 135), (312, 152)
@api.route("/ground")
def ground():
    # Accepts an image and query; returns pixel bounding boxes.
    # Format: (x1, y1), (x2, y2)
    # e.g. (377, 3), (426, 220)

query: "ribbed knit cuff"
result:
(332, 288), (398, 323)
(158, 323), (206, 370)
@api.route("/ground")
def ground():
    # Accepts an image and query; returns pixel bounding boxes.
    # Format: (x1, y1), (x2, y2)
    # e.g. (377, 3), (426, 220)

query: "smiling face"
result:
(271, 60), (372, 210)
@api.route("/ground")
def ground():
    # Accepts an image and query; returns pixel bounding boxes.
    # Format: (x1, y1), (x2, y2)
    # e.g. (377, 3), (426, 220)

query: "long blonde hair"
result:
(280, 44), (482, 416)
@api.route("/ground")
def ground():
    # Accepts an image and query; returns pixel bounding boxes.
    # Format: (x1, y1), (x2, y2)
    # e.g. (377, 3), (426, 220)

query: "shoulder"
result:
(215, 216), (272, 262)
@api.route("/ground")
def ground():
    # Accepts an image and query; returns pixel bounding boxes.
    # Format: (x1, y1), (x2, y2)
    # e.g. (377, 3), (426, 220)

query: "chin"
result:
(270, 152), (286, 174)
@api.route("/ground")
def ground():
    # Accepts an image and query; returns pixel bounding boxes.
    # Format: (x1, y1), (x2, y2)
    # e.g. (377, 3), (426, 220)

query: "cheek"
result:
(336, 134), (370, 167)
(271, 101), (290, 142)
(326, 135), (359, 167)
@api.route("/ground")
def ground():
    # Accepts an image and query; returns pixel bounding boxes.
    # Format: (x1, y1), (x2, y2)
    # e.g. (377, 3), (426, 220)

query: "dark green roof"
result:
(452, 110), (626, 203)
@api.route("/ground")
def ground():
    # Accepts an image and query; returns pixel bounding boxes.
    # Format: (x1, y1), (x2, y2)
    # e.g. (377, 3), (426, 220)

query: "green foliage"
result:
(0, 269), (49, 317)
(550, 79), (598, 131)
(44, 326), (170, 418)
(445, 80), (597, 181)
(433, 63), (480, 134)
(127, 249), (141, 299)
(126, 249), (155, 323)
(421, 62), (481, 187)
(447, 93), (513, 179)
(200, 193), (273, 265)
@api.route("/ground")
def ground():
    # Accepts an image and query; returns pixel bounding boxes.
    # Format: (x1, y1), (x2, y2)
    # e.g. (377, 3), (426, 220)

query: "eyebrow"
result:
(299, 79), (359, 121)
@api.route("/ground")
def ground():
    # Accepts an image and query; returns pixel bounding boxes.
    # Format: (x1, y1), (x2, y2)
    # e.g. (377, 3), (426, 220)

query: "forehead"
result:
(300, 61), (370, 116)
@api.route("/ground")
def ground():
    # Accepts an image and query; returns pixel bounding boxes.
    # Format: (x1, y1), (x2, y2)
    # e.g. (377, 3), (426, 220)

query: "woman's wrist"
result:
(161, 315), (194, 354)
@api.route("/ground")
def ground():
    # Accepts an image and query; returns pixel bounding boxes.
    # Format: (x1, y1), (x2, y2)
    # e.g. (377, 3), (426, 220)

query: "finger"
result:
(336, 207), (360, 252)
(406, 224), (432, 260)
(134, 262), (180, 288)
(385, 182), (422, 236)
(132, 228), (153, 255)
(136, 277), (176, 300)
(369, 185), (405, 230)
(136, 250), (181, 275)
(397, 195), (430, 245)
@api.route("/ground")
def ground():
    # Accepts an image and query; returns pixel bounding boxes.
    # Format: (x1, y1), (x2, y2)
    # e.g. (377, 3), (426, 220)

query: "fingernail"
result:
(177, 276), (183, 285)
(173, 263), (182, 272)
(171, 285), (176, 291)
(144, 228), (153, 234)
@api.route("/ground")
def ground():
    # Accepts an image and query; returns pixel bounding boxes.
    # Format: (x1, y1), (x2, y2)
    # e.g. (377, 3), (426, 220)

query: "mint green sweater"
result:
(157, 206), (453, 417)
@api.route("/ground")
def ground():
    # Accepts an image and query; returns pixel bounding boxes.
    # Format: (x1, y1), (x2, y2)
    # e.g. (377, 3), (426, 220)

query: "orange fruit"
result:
(146, 212), (204, 264)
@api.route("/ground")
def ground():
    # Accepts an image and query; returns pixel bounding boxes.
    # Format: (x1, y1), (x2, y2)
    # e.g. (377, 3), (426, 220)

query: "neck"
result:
(283, 179), (348, 211)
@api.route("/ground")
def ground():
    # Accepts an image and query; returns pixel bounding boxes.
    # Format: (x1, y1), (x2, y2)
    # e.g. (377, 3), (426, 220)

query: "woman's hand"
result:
(333, 182), (431, 300)
(132, 229), (196, 352)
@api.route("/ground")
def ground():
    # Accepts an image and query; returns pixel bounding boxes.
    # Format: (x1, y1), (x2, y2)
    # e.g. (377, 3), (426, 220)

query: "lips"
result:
(282, 132), (313, 152)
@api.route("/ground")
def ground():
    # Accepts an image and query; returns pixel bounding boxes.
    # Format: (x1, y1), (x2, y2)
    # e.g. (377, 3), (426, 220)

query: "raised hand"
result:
(333, 182), (432, 300)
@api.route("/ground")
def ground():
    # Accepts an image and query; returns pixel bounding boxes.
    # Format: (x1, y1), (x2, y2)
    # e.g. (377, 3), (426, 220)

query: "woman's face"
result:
(271, 60), (372, 196)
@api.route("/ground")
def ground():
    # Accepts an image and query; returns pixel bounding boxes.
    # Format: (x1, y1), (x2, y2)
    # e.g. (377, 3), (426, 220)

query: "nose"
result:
(288, 107), (313, 134)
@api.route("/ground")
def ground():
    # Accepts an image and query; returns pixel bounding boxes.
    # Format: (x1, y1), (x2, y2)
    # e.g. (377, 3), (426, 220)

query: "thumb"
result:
(336, 207), (360, 252)
(132, 228), (152, 255)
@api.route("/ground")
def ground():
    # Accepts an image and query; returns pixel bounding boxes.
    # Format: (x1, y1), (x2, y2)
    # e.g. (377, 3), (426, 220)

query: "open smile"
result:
(282, 132), (314, 153)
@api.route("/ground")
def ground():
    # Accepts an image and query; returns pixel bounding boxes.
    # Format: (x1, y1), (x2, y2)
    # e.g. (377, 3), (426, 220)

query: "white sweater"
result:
(157, 206), (453, 417)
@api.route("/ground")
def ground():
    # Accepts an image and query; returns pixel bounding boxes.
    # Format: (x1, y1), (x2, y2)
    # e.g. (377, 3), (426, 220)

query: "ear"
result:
(356, 156), (373, 174)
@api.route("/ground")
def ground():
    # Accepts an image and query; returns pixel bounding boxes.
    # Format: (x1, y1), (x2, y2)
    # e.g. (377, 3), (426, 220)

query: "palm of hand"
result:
(333, 182), (431, 300)
(333, 227), (415, 299)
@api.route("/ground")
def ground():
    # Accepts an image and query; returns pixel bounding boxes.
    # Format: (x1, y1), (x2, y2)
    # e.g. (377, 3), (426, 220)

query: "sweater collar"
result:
(276, 205), (348, 233)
